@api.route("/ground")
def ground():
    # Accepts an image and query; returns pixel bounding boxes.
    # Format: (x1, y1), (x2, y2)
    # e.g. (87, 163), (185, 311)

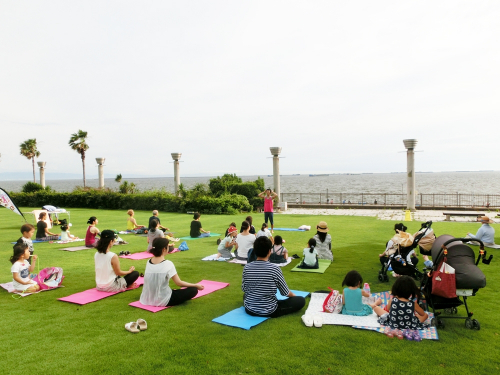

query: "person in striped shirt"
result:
(242, 237), (305, 317)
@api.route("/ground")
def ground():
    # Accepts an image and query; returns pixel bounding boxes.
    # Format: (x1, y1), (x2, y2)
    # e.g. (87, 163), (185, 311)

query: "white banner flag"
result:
(0, 188), (24, 218)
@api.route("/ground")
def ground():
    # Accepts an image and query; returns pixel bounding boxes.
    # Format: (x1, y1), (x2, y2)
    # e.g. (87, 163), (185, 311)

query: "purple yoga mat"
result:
(58, 277), (144, 305)
(119, 249), (179, 260)
(129, 280), (230, 312)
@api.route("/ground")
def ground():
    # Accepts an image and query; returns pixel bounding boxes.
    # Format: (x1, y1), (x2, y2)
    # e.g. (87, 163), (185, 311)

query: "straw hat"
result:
(317, 221), (329, 233)
(478, 216), (494, 224)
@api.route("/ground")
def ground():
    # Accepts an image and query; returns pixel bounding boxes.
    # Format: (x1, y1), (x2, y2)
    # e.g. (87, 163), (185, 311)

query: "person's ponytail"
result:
(308, 238), (317, 253)
(309, 244), (315, 253)
(261, 223), (267, 231)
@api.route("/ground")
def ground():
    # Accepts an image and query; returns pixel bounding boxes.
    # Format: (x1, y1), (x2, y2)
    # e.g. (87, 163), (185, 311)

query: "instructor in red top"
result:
(258, 189), (278, 233)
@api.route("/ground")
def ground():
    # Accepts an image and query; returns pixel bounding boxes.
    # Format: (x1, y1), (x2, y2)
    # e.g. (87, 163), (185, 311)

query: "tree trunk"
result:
(82, 153), (86, 187)
(32, 158), (36, 183)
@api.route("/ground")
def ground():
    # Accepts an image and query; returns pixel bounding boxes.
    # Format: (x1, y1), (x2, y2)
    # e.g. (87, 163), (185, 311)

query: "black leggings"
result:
(124, 271), (140, 287)
(245, 296), (306, 318)
(264, 212), (274, 225)
(167, 287), (199, 306)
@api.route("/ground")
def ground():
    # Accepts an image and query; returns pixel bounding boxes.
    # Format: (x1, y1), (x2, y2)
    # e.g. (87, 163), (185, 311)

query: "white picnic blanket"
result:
(227, 257), (293, 267)
(202, 254), (232, 262)
(55, 239), (85, 244)
(304, 293), (381, 328)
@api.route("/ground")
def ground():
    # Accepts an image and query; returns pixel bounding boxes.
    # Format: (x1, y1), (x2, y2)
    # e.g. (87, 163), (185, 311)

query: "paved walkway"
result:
(281, 208), (499, 222)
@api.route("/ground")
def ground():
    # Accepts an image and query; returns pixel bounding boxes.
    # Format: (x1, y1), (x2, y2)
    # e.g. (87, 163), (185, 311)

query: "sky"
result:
(1, 1), (499, 179)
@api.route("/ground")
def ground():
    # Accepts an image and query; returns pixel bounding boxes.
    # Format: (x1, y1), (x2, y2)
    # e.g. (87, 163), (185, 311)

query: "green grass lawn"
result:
(1, 208), (499, 374)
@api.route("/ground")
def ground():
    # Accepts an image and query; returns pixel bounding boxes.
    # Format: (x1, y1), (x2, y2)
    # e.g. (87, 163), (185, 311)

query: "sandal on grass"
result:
(136, 319), (147, 331)
(301, 315), (313, 327)
(125, 322), (140, 333)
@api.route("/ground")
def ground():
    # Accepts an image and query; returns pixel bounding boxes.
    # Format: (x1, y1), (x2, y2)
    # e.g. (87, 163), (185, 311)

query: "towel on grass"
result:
(227, 257), (293, 267)
(59, 246), (92, 251)
(119, 249), (179, 260)
(1, 282), (63, 297)
(212, 307), (269, 330)
(201, 254), (233, 261)
(273, 228), (306, 232)
(291, 259), (331, 273)
(129, 280), (229, 312)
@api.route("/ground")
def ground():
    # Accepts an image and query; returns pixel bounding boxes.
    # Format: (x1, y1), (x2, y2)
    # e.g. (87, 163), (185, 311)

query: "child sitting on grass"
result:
(372, 275), (429, 340)
(217, 226), (238, 259)
(60, 223), (78, 241)
(18, 223), (35, 264)
(342, 270), (381, 316)
(298, 238), (319, 269)
(10, 242), (39, 293)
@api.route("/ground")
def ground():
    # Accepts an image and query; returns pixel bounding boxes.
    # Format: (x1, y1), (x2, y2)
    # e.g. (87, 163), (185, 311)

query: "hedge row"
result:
(10, 191), (253, 214)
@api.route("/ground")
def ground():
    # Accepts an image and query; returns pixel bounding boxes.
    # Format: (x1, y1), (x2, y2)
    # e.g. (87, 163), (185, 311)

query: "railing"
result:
(280, 193), (500, 208)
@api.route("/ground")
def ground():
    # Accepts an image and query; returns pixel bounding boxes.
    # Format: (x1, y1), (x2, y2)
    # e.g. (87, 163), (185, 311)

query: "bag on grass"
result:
(33, 267), (64, 290)
(431, 258), (456, 298)
(323, 287), (343, 313)
(178, 241), (189, 251)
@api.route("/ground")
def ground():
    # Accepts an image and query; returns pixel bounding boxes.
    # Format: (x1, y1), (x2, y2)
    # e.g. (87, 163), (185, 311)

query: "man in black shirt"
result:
(149, 210), (169, 232)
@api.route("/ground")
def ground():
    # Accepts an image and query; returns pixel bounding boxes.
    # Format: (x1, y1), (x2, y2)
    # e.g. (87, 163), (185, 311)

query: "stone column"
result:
(403, 139), (417, 211)
(270, 147), (282, 204)
(171, 153), (182, 196)
(37, 161), (46, 188)
(96, 158), (105, 188)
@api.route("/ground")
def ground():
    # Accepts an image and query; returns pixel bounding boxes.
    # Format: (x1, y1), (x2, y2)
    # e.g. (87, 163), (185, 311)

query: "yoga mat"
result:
(468, 241), (500, 249)
(0, 282), (63, 297)
(119, 249), (179, 260)
(291, 259), (331, 273)
(55, 239), (84, 244)
(227, 258), (293, 267)
(178, 233), (221, 240)
(129, 280), (230, 312)
(11, 239), (53, 244)
(212, 306), (269, 330)
(273, 228), (306, 232)
(276, 290), (310, 300)
(58, 277), (144, 305)
(59, 246), (91, 251)
(201, 254), (233, 261)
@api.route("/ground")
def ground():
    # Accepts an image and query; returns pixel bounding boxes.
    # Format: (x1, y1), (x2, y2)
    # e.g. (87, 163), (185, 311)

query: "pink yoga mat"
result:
(129, 279), (230, 312)
(119, 249), (179, 260)
(58, 277), (144, 305)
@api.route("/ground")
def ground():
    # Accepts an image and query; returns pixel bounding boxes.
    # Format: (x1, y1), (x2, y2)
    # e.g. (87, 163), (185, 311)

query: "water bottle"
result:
(363, 282), (370, 296)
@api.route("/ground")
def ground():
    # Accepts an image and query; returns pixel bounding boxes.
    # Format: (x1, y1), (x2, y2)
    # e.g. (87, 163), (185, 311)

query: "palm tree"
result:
(69, 130), (89, 187)
(19, 139), (40, 183)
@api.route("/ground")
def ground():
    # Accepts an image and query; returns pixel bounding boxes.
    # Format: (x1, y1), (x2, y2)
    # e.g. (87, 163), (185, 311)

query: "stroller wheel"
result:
(383, 274), (389, 282)
(472, 319), (480, 330)
(452, 307), (458, 314)
(378, 272), (384, 282)
(444, 308), (452, 314)
(465, 318), (473, 329)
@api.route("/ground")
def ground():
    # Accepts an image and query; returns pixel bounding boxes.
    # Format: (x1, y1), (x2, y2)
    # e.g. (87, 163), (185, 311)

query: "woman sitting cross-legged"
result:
(242, 236), (305, 318)
(94, 230), (139, 292)
(140, 238), (205, 307)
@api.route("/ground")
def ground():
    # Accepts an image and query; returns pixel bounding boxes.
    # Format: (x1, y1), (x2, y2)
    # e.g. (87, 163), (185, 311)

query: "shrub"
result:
(22, 182), (47, 193)
(209, 174), (242, 196)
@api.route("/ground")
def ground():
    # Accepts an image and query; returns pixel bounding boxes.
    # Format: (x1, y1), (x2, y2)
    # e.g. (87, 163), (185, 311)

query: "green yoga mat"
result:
(178, 233), (221, 240)
(291, 259), (331, 273)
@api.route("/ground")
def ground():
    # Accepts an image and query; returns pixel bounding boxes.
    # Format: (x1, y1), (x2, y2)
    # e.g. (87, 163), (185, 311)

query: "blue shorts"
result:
(264, 212), (274, 225)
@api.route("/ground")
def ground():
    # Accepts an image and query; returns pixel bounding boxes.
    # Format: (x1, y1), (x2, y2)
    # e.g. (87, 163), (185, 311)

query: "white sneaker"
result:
(301, 315), (313, 327)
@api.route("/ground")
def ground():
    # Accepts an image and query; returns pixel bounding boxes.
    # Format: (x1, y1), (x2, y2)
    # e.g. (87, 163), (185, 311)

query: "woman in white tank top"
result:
(94, 230), (139, 292)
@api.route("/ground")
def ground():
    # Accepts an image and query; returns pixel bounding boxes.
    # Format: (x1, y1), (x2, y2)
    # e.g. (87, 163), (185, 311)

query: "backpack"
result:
(247, 248), (257, 263)
(322, 288), (343, 313)
(33, 267), (64, 290)
(178, 241), (189, 251)
(269, 246), (287, 264)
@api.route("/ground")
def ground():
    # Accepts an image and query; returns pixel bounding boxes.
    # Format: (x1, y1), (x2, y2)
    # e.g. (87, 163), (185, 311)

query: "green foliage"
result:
(209, 173), (242, 196)
(115, 174), (122, 183)
(21, 182), (51, 193)
(230, 178), (265, 209)
(119, 181), (138, 194)
(180, 193), (252, 214)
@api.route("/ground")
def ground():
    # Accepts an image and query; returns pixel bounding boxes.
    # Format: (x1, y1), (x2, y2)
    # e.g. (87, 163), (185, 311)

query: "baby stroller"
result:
(378, 221), (433, 282)
(420, 235), (493, 330)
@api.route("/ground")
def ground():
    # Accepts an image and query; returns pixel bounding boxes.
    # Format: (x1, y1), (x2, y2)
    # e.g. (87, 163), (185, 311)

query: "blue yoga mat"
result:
(212, 307), (269, 330)
(273, 228), (305, 232)
(178, 233), (221, 240)
(276, 290), (310, 300)
(10, 239), (57, 244)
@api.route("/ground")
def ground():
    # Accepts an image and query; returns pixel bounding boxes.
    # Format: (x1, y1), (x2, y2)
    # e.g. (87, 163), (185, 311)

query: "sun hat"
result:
(317, 221), (329, 233)
(477, 216), (494, 224)
(227, 226), (238, 235)
(100, 230), (118, 240)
